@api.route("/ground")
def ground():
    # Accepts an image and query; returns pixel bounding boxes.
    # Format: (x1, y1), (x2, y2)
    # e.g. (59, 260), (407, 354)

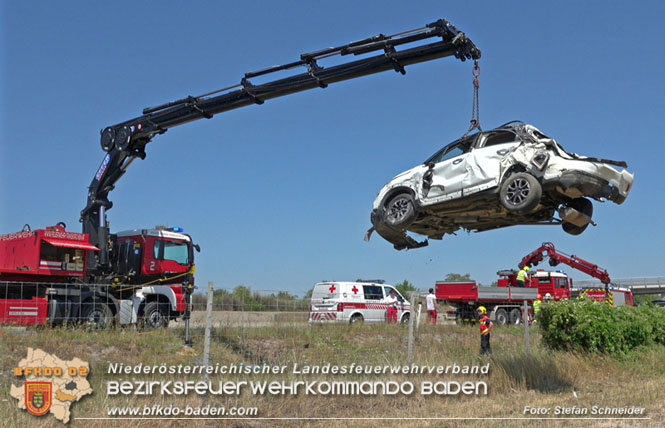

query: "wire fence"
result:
(0, 280), (537, 366)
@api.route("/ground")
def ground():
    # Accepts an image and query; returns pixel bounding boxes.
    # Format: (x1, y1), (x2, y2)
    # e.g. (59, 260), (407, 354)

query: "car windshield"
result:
(425, 134), (476, 164)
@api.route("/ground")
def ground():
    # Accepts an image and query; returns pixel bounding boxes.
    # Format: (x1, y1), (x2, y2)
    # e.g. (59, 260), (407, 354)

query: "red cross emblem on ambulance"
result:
(351, 286), (359, 294)
(329, 284), (336, 293)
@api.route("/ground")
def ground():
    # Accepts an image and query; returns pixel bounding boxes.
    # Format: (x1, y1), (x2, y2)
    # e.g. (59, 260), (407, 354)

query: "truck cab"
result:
(112, 227), (195, 285)
(109, 227), (197, 327)
(498, 269), (572, 301)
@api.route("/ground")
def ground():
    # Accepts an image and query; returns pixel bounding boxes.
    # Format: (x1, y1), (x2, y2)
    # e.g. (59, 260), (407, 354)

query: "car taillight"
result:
(337, 303), (343, 312)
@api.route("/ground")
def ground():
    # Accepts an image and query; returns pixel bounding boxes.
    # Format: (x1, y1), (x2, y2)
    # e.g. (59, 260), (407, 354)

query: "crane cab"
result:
(497, 269), (572, 301)
(112, 227), (196, 284)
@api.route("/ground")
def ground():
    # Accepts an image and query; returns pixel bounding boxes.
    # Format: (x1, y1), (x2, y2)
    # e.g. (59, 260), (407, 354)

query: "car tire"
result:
(350, 314), (364, 324)
(384, 193), (416, 227)
(562, 197), (593, 236)
(495, 308), (508, 326)
(509, 308), (522, 325)
(401, 313), (410, 324)
(142, 302), (171, 329)
(81, 298), (113, 329)
(499, 173), (542, 213)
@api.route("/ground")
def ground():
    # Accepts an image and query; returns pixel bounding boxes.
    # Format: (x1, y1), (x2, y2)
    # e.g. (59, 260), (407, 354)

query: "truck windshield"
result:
(154, 240), (190, 265)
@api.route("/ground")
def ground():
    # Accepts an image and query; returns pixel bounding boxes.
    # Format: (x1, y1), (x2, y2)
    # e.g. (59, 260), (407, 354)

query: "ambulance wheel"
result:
(509, 308), (522, 325)
(401, 313), (410, 324)
(350, 314), (364, 324)
(495, 309), (508, 326)
(142, 302), (170, 329)
(81, 298), (113, 329)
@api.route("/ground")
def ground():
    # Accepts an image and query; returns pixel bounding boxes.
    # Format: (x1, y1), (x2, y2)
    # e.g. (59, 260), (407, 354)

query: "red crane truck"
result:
(519, 242), (634, 306)
(0, 19), (481, 327)
(437, 242), (632, 326)
(436, 270), (558, 326)
(0, 224), (195, 327)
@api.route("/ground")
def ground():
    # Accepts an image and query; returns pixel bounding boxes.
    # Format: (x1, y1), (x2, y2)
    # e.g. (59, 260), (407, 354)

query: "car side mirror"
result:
(426, 162), (435, 169)
(194, 244), (201, 252)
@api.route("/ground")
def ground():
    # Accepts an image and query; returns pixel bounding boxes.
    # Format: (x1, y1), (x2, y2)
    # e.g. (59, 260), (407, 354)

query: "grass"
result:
(1, 323), (663, 427)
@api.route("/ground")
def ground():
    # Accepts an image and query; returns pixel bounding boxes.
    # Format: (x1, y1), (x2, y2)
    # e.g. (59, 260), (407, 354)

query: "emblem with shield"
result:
(25, 382), (52, 416)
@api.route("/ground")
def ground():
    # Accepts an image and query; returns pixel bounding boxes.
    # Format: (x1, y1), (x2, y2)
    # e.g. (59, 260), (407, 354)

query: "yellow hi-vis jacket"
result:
(533, 299), (542, 315)
(517, 268), (529, 282)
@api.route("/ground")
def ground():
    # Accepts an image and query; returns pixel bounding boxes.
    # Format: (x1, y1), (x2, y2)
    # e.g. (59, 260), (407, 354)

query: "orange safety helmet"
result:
(537, 294), (543, 300)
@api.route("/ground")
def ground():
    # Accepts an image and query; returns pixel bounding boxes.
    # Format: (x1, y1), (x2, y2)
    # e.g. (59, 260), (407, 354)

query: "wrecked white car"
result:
(367, 121), (634, 250)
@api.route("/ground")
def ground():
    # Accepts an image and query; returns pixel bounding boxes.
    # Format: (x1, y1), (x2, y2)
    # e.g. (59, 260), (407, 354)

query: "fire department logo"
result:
(25, 382), (53, 416)
(11, 348), (92, 423)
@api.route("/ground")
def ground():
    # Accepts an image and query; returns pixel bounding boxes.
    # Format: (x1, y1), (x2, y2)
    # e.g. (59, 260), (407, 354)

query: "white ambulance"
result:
(308, 281), (411, 324)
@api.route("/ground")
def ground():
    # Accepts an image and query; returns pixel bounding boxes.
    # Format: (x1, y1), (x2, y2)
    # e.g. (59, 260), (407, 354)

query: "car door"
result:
(422, 137), (475, 205)
(463, 130), (522, 195)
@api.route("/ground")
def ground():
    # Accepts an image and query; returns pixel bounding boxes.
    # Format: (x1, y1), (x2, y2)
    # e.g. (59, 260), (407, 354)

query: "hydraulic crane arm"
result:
(519, 242), (612, 285)
(81, 19), (480, 273)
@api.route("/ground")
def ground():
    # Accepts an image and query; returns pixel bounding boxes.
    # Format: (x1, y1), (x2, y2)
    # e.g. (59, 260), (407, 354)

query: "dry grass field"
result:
(1, 322), (663, 428)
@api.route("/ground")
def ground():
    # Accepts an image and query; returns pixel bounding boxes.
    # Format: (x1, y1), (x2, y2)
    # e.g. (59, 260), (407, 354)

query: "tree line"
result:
(191, 286), (310, 312)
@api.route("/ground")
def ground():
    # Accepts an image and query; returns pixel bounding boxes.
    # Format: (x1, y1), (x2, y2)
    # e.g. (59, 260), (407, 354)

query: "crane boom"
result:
(519, 242), (612, 285)
(80, 18), (481, 274)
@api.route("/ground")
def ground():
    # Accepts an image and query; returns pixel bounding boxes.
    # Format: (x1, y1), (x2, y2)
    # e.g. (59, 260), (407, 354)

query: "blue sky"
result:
(1, 1), (664, 294)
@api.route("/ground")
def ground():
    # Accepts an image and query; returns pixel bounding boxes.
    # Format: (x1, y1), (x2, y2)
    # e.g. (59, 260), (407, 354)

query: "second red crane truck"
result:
(436, 242), (632, 326)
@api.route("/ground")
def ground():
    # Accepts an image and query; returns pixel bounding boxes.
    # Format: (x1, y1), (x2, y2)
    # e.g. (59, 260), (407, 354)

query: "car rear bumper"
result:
(548, 169), (633, 204)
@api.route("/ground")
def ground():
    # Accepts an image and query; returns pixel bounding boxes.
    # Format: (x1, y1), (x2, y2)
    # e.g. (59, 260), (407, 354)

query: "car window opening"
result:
(482, 131), (521, 147)
(428, 140), (473, 164)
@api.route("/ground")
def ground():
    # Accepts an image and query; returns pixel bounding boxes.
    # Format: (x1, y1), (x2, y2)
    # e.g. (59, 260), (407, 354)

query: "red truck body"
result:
(0, 224), (193, 327)
(436, 270), (572, 325)
(579, 288), (634, 307)
(0, 225), (98, 282)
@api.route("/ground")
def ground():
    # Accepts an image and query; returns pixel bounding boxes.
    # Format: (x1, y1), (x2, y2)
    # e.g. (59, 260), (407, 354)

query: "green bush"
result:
(538, 299), (665, 354)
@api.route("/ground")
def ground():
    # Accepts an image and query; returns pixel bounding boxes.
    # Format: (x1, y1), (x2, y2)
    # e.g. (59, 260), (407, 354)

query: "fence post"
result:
(184, 288), (193, 348)
(407, 292), (416, 364)
(415, 302), (422, 333)
(523, 299), (530, 354)
(203, 282), (214, 380)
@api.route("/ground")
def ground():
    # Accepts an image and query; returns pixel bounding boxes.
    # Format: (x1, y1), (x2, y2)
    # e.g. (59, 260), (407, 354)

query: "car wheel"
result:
(384, 193), (416, 227)
(350, 314), (364, 324)
(495, 309), (508, 326)
(562, 197), (593, 236)
(81, 298), (113, 329)
(509, 308), (522, 325)
(500, 173), (542, 213)
(142, 302), (171, 329)
(401, 313), (410, 324)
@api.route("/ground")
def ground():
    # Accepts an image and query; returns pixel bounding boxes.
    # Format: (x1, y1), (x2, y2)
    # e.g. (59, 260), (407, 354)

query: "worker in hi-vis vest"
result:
(477, 306), (493, 355)
(533, 294), (543, 321)
(516, 265), (530, 287)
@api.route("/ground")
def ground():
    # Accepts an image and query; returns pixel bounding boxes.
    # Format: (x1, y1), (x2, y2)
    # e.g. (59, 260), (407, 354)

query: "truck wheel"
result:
(81, 299), (113, 329)
(495, 309), (508, 326)
(500, 173), (541, 213)
(562, 197), (593, 236)
(142, 302), (170, 329)
(385, 193), (416, 227)
(350, 313), (364, 324)
(509, 308), (522, 325)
